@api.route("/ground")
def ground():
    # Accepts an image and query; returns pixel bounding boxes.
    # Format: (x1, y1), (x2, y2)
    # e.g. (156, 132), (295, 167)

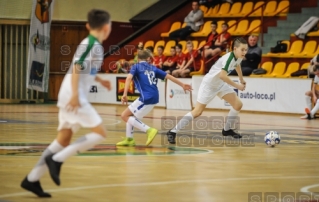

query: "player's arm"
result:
(219, 69), (245, 91)
(235, 64), (246, 86)
(95, 76), (111, 91)
(122, 74), (133, 105)
(166, 74), (192, 92)
(66, 64), (81, 112)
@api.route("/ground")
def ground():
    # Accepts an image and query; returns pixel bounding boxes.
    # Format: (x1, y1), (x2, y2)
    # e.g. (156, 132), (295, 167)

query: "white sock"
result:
(311, 100), (319, 117)
(127, 116), (150, 133)
(126, 122), (134, 138)
(305, 95), (312, 110)
(224, 108), (240, 131)
(170, 112), (193, 133)
(52, 133), (105, 162)
(27, 140), (64, 182)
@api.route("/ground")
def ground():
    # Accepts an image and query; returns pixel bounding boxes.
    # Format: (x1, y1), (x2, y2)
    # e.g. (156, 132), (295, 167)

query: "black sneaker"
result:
(222, 129), (242, 139)
(166, 130), (176, 144)
(20, 176), (51, 197)
(45, 154), (63, 186)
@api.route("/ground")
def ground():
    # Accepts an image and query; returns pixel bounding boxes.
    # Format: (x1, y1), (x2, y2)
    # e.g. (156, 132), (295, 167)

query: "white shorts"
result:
(197, 80), (236, 105)
(128, 99), (155, 119)
(57, 104), (102, 133)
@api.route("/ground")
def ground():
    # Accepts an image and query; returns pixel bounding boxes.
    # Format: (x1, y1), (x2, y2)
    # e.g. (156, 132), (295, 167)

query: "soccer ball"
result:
(264, 131), (280, 147)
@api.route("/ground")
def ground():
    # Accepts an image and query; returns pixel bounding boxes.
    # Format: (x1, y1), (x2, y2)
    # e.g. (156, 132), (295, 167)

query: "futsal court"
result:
(0, 104), (319, 202)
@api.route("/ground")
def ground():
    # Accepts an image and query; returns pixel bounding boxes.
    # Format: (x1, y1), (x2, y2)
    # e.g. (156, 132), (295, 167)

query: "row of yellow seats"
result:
(144, 40), (207, 56)
(202, 1), (289, 18)
(250, 62), (309, 78)
(162, 19), (261, 38)
(267, 40), (319, 58)
(191, 19), (261, 37)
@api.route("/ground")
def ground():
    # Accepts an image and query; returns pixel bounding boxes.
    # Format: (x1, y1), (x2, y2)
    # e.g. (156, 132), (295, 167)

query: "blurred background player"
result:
(21, 9), (112, 197)
(162, 46), (177, 74)
(116, 50), (192, 146)
(167, 38), (248, 144)
(153, 45), (166, 69)
(202, 21), (219, 58)
(303, 65), (319, 119)
(173, 41), (201, 78)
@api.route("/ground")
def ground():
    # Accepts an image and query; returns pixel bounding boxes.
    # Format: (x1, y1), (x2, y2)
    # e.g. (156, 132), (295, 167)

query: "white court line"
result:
(1, 175), (319, 198)
(300, 183), (319, 196)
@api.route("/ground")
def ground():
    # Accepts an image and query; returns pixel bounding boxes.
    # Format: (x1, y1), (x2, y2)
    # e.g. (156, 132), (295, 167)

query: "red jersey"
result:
(216, 32), (231, 49)
(176, 53), (186, 66)
(153, 55), (166, 68)
(187, 50), (201, 71)
(165, 55), (177, 64)
(206, 32), (218, 47)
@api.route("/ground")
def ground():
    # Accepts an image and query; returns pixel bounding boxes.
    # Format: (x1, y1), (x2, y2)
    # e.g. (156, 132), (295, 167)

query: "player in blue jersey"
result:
(116, 50), (192, 146)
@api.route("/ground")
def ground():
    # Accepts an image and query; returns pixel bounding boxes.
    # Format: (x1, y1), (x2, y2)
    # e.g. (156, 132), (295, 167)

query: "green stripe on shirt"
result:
(222, 52), (235, 72)
(75, 34), (97, 66)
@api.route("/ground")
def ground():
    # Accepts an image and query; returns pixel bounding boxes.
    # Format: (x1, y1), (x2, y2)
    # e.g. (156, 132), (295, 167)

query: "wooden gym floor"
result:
(0, 104), (319, 202)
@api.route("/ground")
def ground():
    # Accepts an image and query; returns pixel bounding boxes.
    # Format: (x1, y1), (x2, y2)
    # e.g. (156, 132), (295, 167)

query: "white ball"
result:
(264, 131), (280, 147)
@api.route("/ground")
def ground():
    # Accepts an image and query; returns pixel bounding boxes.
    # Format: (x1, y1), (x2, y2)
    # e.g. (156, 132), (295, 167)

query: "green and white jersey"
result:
(58, 35), (104, 108)
(203, 52), (242, 85)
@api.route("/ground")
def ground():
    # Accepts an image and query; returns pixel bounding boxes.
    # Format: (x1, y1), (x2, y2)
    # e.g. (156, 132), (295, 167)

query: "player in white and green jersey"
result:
(167, 38), (248, 143)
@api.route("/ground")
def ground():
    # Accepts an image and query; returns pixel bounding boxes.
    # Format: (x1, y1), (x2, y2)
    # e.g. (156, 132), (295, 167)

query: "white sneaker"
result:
(300, 114), (308, 119)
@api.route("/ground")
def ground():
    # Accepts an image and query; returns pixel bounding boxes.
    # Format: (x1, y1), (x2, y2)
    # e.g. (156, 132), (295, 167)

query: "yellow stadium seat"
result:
(244, 19), (261, 35)
(295, 40), (317, 57)
(278, 40), (303, 57)
(307, 30), (319, 36)
(190, 60), (205, 76)
(216, 3), (231, 17)
(178, 41), (187, 52)
(313, 45), (319, 55)
(263, 1), (278, 16)
(232, 20), (249, 35)
(228, 2), (242, 16)
(163, 40), (176, 56)
(227, 20), (237, 35)
(250, 61), (273, 77)
(191, 21), (212, 37)
(154, 40), (165, 55)
(198, 40), (207, 49)
(277, 62), (300, 78)
(182, 22), (187, 28)
(267, 1), (289, 16)
(206, 5), (220, 17)
(236, 2), (253, 17)
(161, 22), (181, 37)
(216, 20), (225, 34)
(144, 40), (154, 49)
(299, 62), (310, 78)
(200, 5), (208, 15)
(250, 1), (265, 17)
(192, 40), (199, 49)
(263, 62), (286, 77)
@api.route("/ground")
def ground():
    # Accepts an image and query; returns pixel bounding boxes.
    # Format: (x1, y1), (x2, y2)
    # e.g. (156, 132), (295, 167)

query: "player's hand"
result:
(66, 95), (81, 113)
(236, 83), (246, 91)
(182, 84), (193, 93)
(240, 79), (246, 86)
(100, 80), (111, 91)
(121, 95), (128, 105)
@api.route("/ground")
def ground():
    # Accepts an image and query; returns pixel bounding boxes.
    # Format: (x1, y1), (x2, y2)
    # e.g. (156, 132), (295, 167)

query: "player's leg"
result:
(167, 81), (214, 144)
(45, 105), (106, 186)
(203, 48), (213, 58)
(172, 69), (181, 77)
(181, 68), (191, 78)
(116, 107), (136, 146)
(302, 91), (313, 119)
(306, 91), (319, 119)
(21, 111), (73, 197)
(221, 92), (243, 138)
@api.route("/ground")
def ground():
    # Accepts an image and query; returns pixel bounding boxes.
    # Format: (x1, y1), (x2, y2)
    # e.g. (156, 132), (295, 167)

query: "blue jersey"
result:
(130, 61), (167, 105)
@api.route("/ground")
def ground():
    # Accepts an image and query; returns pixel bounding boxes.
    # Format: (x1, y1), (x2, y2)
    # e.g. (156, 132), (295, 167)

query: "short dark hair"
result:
(232, 37), (248, 49)
(138, 50), (151, 60)
(222, 23), (229, 28)
(176, 44), (183, 49)
(211, 21), (217, 26)
(145, 46), (154, 53)
(157, 45), (164, 50)
(87, 9), (111, 29)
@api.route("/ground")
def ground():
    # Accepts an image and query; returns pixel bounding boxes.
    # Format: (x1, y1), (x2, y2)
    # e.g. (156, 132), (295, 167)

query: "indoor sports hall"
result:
(1, 0), (319, 201)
